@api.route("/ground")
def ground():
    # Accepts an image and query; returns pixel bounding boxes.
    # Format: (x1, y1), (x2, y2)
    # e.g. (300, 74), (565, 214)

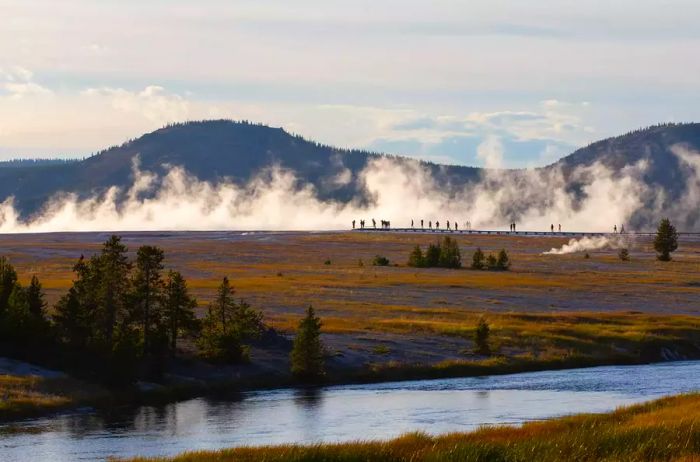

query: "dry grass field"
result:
(1, 230), (698, 380)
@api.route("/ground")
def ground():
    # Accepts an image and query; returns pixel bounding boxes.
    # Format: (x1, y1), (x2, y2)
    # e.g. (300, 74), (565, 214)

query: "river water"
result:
(1, 360), (698, 462)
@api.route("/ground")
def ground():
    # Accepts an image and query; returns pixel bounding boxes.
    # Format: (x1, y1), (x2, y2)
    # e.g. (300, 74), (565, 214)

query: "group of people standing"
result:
(352, 219), (390, 229)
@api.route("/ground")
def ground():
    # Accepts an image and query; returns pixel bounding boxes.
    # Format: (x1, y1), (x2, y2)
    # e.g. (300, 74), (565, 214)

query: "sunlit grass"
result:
(118, 393), (700, 462)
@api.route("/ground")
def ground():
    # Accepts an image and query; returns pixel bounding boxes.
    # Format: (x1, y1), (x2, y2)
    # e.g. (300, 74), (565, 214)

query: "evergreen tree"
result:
(53, 287), (89, 348)
(26, 275), (47, 321)
(290, 306), (324, 381)
(97, 235), (131, 345)
(425, 243), (441, 267)
(211, 276), (236, 335)
(486, 254), (498, 270)
(438, 236), (462, 268)
(0, 257), (18, 316)
(496, 249), (510, 270)
(654, 218), (678, 261)
(474, 317), (491, 356)
(132, 245), (165, 355)
(163, 270), (198, 353)
(407, 245), (425, 267)
(471, 248), (485, 269)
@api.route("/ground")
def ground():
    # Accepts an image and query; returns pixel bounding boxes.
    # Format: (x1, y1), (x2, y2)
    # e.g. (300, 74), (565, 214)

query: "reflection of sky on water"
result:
(1, 361), (698, 462)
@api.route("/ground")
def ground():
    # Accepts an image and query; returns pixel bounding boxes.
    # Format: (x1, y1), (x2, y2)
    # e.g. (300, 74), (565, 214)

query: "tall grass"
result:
(120, 393), (700, 461)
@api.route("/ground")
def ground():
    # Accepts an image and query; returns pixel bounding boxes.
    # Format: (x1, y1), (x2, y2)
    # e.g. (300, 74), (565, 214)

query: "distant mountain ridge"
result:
(1, 120), (699, 227)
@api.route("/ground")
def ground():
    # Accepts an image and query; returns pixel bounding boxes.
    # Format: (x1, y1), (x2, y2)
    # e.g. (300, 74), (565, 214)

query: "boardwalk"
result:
(353, 228), (700, 238)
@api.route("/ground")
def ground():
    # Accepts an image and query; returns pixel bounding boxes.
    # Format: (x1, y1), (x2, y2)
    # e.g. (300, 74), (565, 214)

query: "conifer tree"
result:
(290, 305), (324, 381)
(654, 218), (678, 261)
(132, 245), (165, 355)
(97, 235), (131, 345)
(407, 245), (425, 267)
(471, 248), (485, 269)
(163, 270), (198, 353)
(474, 317), (491, 356)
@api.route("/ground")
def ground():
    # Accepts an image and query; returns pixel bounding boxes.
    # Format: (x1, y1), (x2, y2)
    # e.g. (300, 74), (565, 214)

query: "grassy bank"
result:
(0, 374), (108, 421)
(120, 393), (700, 462)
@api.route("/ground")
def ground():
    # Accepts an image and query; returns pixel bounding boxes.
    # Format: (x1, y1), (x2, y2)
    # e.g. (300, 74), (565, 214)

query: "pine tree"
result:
(425, 243), (441, 267)
(53, 287), (89, 348)
(407, 245), (425, 267)
(654, 218), (678, 261)
(290, 306), (324, 381)
(496, 249), (510, 270)
(211, 276), (236, 335)
(0, 257), (18, 316)
(474, 317), (491, 356)
(132, 245), (165, 355)
(97, 235), (131, 345)
(26, 275), (47, 321)
(471, 248), (485, 269)
(438, 236), (462, 268)
(163, 270), (198, 353)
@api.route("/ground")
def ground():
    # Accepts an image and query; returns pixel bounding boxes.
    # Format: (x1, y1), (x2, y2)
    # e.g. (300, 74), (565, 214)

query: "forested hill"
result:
(0, 120), (699, 223)
(0, 120), (481, 216)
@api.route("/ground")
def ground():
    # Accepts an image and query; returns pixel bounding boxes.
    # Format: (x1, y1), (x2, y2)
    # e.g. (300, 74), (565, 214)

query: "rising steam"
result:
(0, 145), (699, 234)
(542, 235), (633, 255)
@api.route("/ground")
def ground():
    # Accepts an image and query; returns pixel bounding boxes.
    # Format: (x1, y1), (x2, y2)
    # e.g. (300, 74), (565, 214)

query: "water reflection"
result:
(0, 361), (698, 462)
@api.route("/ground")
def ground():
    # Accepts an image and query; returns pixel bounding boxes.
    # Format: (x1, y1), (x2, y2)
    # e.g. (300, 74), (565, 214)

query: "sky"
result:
(1, 0), (699, 168)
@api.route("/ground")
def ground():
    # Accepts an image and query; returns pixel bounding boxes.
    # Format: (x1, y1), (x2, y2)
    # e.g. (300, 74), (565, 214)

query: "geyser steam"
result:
(0, 145), (699, 234)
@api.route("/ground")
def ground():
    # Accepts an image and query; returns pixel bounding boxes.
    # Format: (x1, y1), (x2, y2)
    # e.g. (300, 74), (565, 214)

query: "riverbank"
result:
(119, 392), (700, 462)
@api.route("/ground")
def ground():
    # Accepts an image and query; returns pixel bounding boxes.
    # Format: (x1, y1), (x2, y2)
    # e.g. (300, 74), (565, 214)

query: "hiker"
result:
(411, 219), (414, 228)
(372, 218), (376, 229)
(513, 223), (516, 232)
(558, 224), (561, 232)
(446, 220), (450, 230)
(455, 222), (458, 231)
(429, 221), (432, 229)
(621, 224), (625, 234)
(436, 220), (440, 230)
(551, 224), (554, 232)
(352, 220), (356, 229)
(614, 225), (617, 233)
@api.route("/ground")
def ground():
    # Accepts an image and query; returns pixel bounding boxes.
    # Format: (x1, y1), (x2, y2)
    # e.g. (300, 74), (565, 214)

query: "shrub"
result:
(471, 248), (485, 269)
(324, 259), (331, 265)
(372, 255), (390, 266)
(584, 252), (590, 259)
(654, 218), (678, 261)
(618, 248), (630, 261)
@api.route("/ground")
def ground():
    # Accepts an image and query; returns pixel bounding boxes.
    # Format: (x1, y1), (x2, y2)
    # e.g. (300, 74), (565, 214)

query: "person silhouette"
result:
(621, 224), (625, 234)
(436, 221), (440, 229)
(513, 222), (516, 232)
(446, 220), (450, 230)
(372, 219), (376, 229)
(558, 224), (561, 232)
(429, 221), (432, 229)
(551, 224), (554, 232)
(614, 225), (617, 233)
(455, 222), (458, 231)
(411, 219), (414, 229)
(352, 220), (355, 229)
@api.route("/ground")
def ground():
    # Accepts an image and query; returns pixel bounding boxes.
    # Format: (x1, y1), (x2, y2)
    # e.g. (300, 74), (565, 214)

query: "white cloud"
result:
(82, 85), (190, 124)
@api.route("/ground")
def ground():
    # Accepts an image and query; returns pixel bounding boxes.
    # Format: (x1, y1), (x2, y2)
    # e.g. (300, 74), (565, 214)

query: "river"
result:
(1, 360), (698, 462)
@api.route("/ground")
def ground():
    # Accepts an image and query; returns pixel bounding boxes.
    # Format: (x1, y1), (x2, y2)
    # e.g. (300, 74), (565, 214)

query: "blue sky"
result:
(1, 0), (699, 167)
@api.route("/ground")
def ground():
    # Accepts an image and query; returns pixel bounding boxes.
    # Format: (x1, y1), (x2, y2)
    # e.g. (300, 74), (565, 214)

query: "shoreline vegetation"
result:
(117, 392), (700, 462)
(2, 353), (698, 424)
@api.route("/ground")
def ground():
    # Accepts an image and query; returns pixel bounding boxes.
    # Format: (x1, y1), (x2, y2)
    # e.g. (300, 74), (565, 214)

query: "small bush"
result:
(425, 243), (441, 267)
(407, 245), (425, 267)
(486, 254), (497, 270)
(324, 259), (331, 265)
(584, 252), (590, 259)
(372, 255), (390, 266)
(372, 344), (391, 355)
(496, 249), (510, 270)
(618, 248), (630, 261)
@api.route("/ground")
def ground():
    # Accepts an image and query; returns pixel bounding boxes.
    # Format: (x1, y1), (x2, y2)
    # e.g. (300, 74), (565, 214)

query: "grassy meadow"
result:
(0, 230), (699, 417)
(118, 392), (700, 462)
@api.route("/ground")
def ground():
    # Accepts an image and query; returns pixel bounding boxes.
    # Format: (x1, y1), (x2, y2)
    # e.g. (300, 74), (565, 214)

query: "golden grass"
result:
(118, 393), (700, 462)
(0, 374), (107, 421)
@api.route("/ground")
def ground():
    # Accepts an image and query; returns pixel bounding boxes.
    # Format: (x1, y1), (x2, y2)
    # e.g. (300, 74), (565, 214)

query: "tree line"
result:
(407, 236), (510, 271)
(0, 235), (266, 383)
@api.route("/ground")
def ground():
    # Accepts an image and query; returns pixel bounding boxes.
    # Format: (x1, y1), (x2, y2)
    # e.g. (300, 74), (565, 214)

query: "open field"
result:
(118, 392), (700, 462)
(1, 230), (699, 390)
